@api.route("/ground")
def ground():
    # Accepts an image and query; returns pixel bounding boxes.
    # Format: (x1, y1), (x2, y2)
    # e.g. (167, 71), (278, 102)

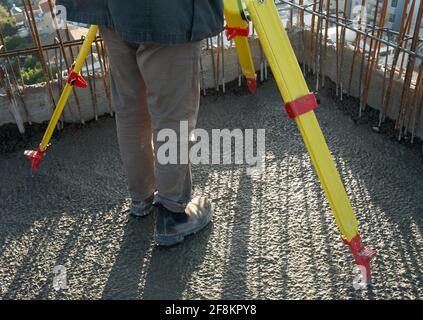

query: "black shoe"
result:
(154, 197), (212, 246)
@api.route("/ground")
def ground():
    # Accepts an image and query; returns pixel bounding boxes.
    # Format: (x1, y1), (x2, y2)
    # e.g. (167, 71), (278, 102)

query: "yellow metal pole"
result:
(243, 0), (375, 280)
(40, 25), (99, 151)
(224, 0), (257, 92)
(25, 25), (99, 173)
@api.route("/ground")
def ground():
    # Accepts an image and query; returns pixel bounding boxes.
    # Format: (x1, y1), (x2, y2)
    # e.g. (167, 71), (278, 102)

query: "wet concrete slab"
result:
(0, 78), (422, 299)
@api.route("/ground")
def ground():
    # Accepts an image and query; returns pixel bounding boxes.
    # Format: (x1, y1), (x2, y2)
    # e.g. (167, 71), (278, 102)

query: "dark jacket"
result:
(56, 0), (224, 44)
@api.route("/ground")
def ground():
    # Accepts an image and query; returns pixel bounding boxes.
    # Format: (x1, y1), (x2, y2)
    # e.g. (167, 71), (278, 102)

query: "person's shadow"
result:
(101, 212), (212, 299)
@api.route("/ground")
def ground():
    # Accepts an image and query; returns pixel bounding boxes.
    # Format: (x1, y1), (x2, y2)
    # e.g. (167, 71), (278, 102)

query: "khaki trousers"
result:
(100, 26), (201, 212)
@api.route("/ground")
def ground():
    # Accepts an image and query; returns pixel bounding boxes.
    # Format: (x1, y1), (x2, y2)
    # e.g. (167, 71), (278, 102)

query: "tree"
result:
(0, 1), (10, 12)
(22, 66), (45, 85)
(0, 2), (48, 85)
(0, 4), (18, 37)
(0, 4), (9, 20)
(4, 34), (33, 49)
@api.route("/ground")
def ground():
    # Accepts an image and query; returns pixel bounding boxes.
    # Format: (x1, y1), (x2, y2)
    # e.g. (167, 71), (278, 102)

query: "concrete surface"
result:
(290, 30), (423, 141)
(0, 77), (422, 300)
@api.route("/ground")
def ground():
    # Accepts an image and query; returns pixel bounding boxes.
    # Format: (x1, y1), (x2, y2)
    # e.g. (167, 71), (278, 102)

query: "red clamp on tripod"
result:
(284, 92), (319, 119)
(24, 143), (51, 174)
(225, 25), (256, 93)
(342, 235), (376, 282)
(226, 25), (249, 41)
(67, 63), (87, 88)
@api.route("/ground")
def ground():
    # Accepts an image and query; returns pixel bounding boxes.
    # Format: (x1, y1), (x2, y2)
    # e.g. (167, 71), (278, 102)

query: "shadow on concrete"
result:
(1, 78), (422, 299)
(220, 172), (253, 299)
(140, 224), (212, 300)
(100, 214), (155, 299)
(333, 148), (423, 299)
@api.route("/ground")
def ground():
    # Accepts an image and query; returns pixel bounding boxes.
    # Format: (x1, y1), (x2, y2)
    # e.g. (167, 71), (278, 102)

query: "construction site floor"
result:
(1, 77), (422, 299)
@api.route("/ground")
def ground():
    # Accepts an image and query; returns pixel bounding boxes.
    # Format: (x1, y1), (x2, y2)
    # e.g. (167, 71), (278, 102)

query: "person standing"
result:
(57, 0), (224, 245)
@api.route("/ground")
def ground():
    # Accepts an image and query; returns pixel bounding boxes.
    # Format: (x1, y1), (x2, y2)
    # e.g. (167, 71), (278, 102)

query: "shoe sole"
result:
(154, 212), (212, 246)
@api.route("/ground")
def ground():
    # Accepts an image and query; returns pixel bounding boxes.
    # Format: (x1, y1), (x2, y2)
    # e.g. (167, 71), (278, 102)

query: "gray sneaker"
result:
(154, 197), (213, 246)
(130, 195), (154, 217)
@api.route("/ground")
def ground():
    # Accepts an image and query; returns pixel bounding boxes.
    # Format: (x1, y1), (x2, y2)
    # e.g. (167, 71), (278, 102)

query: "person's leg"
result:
(137, 42), (212, 245)
(136, 42), (201, 213)
(100, 26), (156, 215)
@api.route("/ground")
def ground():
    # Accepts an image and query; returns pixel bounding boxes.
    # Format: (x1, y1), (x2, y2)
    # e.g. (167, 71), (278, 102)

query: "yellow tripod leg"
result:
(224, 0), (257, 93)
(244, 0), (375, 280)
(25, 25), (99, 173)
